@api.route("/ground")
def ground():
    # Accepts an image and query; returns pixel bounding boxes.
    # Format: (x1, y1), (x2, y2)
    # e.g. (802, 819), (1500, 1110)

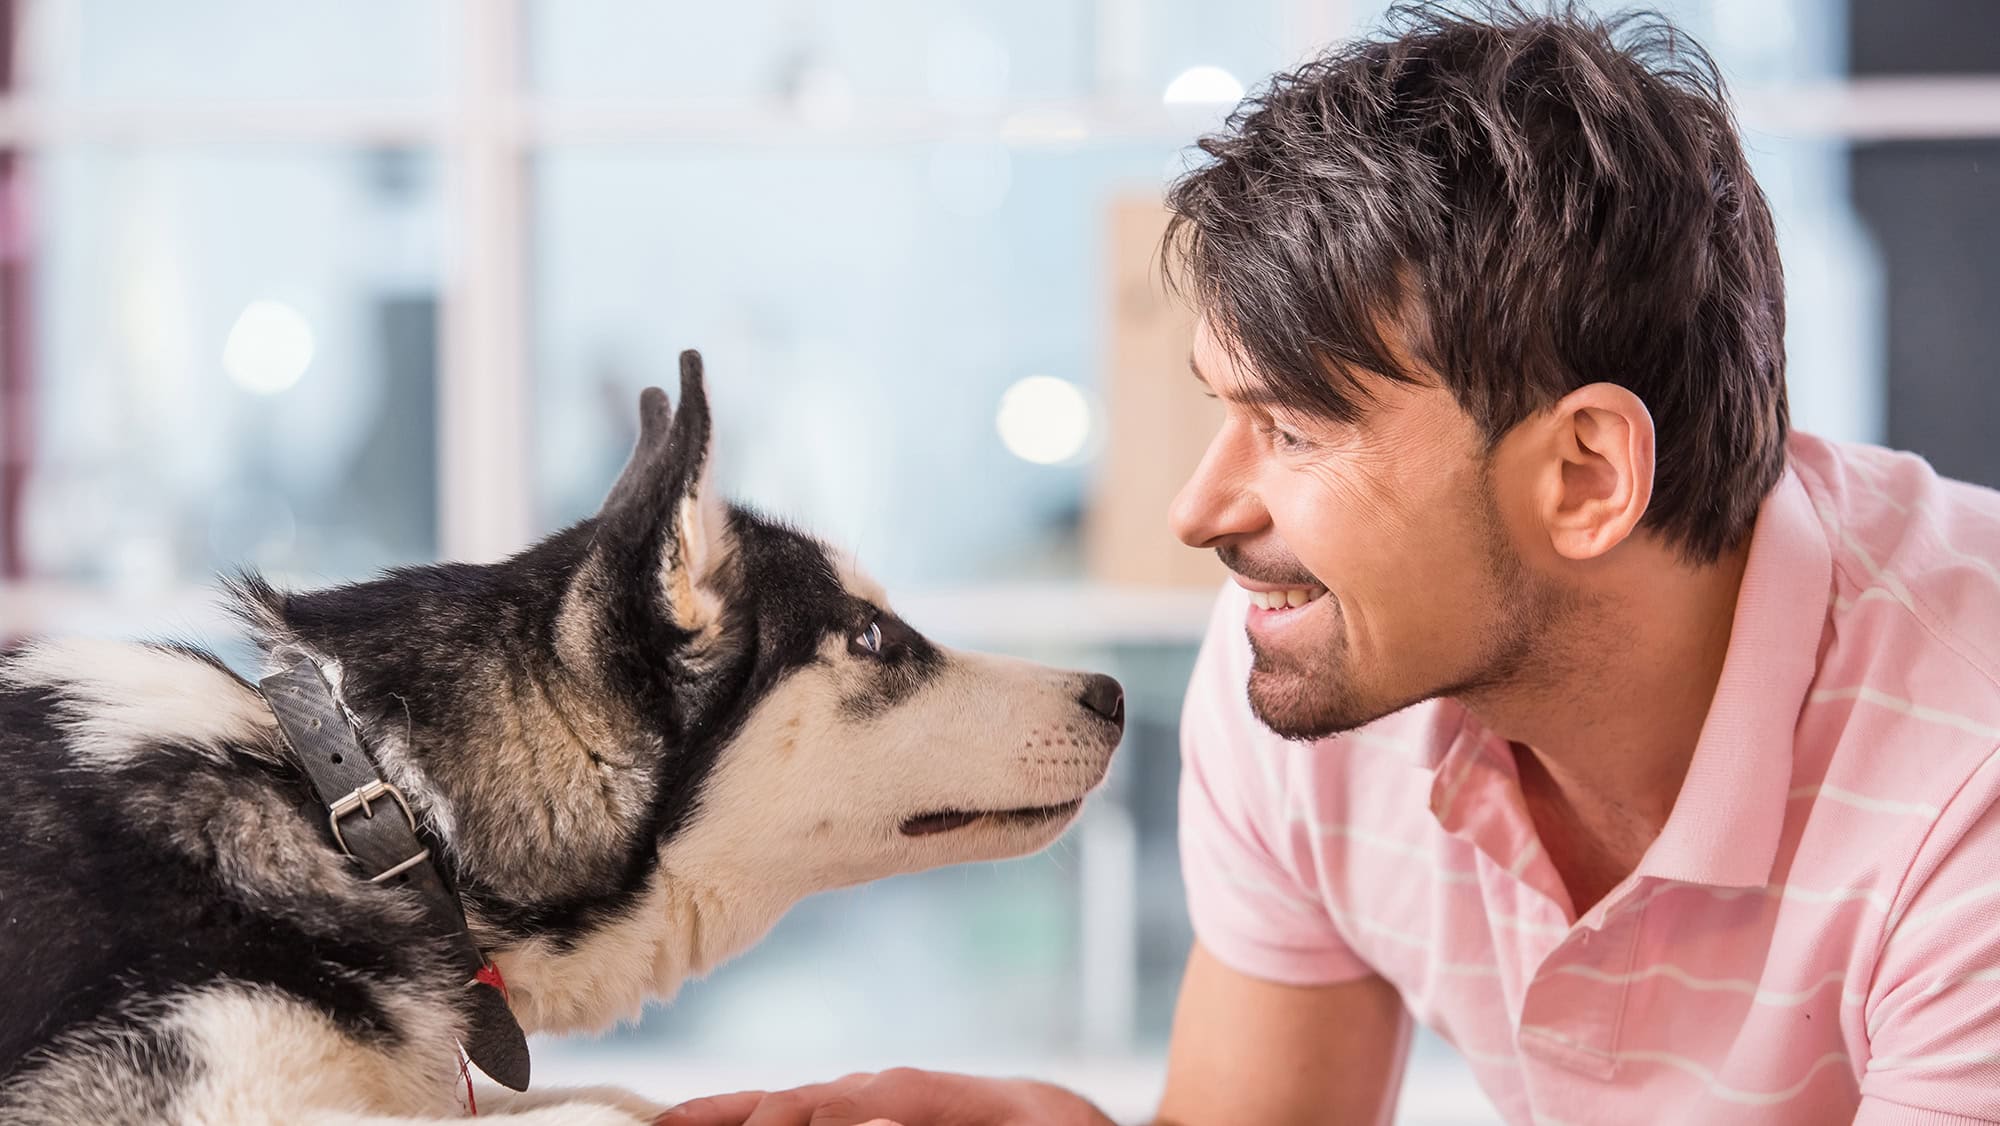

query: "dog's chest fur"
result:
(0, 644), (469, 1118)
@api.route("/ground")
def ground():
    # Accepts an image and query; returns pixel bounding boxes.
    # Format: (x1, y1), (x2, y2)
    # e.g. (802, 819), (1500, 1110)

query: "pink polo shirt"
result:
(1179, 432), (2000, 1124)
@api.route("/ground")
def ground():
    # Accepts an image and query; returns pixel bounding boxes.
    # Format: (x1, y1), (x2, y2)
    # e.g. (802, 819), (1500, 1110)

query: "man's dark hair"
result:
(1164, 2), (1788, 564)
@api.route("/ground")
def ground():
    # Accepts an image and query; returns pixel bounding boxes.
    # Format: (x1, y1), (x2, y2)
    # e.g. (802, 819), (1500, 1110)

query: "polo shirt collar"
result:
(1633, 464), (1831, 888)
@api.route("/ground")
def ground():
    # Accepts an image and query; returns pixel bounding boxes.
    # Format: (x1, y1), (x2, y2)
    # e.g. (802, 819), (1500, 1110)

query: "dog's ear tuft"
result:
(221, 570), (291, 639)
(597, 349), (730, 633)
(600, 385), (675, 517)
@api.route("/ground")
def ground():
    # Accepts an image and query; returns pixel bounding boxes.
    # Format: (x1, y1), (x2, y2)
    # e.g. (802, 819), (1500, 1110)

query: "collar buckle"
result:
(328, 779), (430, 882)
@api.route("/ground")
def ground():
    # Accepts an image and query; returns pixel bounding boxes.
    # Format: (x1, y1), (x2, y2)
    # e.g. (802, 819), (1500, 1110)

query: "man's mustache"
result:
(1216, 545), (1322, 588)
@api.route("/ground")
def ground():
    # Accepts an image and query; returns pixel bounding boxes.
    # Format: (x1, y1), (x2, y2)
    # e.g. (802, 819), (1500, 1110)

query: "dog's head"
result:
(570, 351), (1124, 896)
(246, 351), (1123, 994)
(237, 352), (1122, 1029)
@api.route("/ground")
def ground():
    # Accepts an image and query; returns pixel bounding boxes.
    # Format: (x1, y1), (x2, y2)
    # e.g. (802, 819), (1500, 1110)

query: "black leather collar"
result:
(258, 658), (531, 1092)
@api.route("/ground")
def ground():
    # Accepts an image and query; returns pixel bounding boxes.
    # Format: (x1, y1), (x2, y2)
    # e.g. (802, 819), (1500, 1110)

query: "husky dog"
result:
(0, 353), (1125, 1125)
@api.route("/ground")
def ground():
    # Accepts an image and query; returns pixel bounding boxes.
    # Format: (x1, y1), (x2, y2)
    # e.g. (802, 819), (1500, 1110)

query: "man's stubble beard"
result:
(1243, 483), (1570, 742)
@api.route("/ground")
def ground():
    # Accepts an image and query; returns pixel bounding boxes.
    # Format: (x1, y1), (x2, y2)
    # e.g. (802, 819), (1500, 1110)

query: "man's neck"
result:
(1462, 539), (1752, 916)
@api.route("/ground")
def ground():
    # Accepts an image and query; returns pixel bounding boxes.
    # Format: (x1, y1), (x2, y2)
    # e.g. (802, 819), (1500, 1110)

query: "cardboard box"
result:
(1085, 198), (1226, 588)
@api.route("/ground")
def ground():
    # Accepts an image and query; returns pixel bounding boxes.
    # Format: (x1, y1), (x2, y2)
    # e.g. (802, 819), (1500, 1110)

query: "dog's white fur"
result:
(3, 640), (278, 769)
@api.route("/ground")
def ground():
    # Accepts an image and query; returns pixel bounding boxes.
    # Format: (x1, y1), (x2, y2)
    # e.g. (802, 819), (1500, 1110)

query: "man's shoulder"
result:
(1789, 435), (2000, 831)
(1792, 432), (2000, 694)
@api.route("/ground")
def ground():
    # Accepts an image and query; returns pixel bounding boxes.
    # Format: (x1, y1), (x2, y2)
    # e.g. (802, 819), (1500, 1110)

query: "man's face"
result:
(1170, 319), (1562, 740)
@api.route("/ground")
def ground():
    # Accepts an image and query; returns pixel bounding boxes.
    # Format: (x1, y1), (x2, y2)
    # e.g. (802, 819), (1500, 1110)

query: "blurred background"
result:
(1, 1), (1997, 1122)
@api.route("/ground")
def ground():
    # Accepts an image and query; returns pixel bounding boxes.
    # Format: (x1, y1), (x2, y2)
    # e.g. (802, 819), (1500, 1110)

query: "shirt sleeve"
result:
(1856, 751), (2000, 1122)
(1177, 584), (1375, 987)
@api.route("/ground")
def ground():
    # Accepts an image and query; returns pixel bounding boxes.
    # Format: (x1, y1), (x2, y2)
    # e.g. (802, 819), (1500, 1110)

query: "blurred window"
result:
(7, 2), (1999, 1122)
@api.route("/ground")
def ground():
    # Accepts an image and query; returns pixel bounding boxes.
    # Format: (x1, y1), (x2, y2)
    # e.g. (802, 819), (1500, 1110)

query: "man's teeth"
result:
(1249, 587), (1327, 611)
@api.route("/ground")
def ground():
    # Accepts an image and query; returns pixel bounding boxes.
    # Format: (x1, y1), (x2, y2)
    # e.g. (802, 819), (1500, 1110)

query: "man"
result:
(666, 5), (2000, 1124)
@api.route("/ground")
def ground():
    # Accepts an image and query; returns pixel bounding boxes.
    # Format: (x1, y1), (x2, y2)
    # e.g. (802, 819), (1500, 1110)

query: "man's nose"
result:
(1169, 425), (1267, 549)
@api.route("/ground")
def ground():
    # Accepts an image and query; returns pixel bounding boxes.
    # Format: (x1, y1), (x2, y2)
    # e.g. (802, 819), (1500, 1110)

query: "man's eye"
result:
(855, 621), (884, 656)
(1259, 419), (1310, 451)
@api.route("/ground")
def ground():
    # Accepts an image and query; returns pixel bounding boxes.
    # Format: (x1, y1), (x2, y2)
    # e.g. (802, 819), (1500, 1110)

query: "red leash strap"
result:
(475, 962), (510, 1002)
(463, 963), (510, 1115)
(460, 1049), (478, 1117)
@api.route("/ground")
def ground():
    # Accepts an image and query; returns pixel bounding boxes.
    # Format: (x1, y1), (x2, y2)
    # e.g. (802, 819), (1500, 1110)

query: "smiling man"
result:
(666, 5), (2000, 1125)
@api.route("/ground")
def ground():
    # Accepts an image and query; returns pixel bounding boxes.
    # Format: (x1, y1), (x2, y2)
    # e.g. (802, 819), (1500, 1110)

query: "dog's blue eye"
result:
(856, 621), (884, 655)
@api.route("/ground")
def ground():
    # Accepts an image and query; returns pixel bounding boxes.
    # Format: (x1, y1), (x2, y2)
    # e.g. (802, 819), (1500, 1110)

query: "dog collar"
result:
(258, 658), (532, 1092)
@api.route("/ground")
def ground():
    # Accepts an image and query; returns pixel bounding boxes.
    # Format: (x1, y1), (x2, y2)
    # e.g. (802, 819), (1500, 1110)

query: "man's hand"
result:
(658, 1068), (1116, 1126)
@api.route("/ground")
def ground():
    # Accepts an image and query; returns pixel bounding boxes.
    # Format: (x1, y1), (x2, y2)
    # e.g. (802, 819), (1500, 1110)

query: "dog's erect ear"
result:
(598, 350), (730, 632)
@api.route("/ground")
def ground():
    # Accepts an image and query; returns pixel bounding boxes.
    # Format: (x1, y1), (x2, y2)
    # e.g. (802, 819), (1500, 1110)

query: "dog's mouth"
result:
(899, 799), (1085, 838)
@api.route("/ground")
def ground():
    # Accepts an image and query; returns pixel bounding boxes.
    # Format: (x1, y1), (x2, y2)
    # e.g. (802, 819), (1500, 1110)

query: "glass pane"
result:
(22, 0), (450, 101)
(1744, 136), (1886, 445)
(1344, 0), (1847, 83)
(22, 146), (445, 594)
(1851, 139), (2000, 489)
(531, 0), (1854, 108)
(532, 143), (1190, 590)
(528, 0), (1096, 103)
(1139, 0), (1289, 97)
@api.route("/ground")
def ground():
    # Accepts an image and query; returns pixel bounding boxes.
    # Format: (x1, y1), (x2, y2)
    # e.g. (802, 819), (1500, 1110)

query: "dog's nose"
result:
(1079, 674), (1126, 730)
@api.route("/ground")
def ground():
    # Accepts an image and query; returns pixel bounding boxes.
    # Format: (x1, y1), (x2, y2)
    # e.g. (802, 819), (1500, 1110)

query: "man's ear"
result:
(1530, 382), (1655, 562)
(597, 350), (731, 632)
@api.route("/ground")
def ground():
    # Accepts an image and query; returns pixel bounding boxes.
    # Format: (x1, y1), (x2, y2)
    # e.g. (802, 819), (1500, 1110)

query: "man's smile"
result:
(1235, 576), (1334, 637)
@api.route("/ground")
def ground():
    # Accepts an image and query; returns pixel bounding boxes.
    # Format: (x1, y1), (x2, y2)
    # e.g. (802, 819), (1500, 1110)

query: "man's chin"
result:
(1245, 668), (1386, 742)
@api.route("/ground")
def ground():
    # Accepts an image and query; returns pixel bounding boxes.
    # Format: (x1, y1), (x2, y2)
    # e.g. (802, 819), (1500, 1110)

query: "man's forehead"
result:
(1190, 311), (1446, 419)
(1188, 339), (1316, 413)
(1189, 351), (1281, 407)
(1190, 319), (1280, 402)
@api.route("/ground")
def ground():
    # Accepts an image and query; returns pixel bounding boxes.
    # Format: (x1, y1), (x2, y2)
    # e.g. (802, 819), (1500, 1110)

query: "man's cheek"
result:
(1266, 504), (1355, 590)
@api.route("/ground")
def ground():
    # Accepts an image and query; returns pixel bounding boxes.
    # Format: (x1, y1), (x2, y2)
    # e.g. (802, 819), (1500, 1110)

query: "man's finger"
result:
(738, 1089), (816, 1126)
(672, 1074), (873, 1126)
(809, 1103), (910, 1126)
(804, 1070), (964, 1126)
(658, 1090), (769, 1125)
(665, 1074), (875, 1126)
